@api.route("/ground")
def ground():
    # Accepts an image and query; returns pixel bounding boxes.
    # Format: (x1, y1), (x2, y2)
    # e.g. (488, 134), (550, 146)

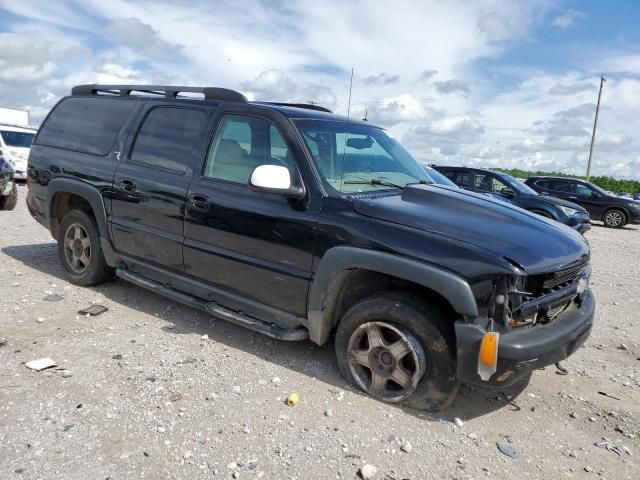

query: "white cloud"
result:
(551, 9), (586, 29)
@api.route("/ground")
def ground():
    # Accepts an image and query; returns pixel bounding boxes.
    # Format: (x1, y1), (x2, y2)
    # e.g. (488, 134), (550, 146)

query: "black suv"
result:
(27, 84), (595, 410)
(526, 176), (640, 229)
(435, 166), (591, 233)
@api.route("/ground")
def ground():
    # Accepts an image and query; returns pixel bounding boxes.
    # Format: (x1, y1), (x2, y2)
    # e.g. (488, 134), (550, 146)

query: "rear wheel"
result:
(335, 293), (459, 411)
(603, 209), (626, 228)
(57, 210), (113, 286)
(0, 183), (18, 211)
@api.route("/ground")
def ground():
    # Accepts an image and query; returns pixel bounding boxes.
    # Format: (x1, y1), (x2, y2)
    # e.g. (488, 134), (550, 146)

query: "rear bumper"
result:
(26, 190), (49, 230)
(455, 290), (595, 387)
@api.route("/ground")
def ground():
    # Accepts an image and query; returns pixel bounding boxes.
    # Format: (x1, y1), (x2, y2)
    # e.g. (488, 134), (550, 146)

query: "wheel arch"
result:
(601, 206), (627, 225)
(47, 178), (108, 239)
(307, 247), (478, 345)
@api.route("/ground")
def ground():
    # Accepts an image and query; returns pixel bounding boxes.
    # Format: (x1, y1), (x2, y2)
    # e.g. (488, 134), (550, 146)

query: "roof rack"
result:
(259, 102), (332, 113)
(71, 84), (248, 103)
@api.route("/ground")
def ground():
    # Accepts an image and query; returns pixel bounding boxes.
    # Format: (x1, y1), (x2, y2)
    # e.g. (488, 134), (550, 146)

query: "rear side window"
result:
(130, 107), (206, 173)
(547, 180), (571, 193)
(36, 97), (134, 155)
(455, 172), (473, 188)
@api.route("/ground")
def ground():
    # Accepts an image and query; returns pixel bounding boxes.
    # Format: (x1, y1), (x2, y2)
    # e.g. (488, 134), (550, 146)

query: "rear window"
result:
(36, 97), (135, 156)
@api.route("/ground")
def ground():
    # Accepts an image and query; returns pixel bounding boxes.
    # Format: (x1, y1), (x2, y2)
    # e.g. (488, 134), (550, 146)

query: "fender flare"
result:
(307, 246), (478, 344)
(47, 178), (109, 239)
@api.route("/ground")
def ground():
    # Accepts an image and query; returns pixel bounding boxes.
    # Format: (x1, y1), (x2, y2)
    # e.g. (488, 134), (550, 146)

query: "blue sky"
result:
(1, 0), (640, 179)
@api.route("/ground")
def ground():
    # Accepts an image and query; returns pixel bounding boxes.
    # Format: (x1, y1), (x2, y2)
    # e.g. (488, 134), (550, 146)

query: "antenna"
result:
(363, 108), (368, 122)
(339, 68), (355, 193)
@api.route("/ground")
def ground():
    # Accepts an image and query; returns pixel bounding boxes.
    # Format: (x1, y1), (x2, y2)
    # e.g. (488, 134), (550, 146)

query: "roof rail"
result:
(71, 84), (248, 103)
(259, 102), (332, 113)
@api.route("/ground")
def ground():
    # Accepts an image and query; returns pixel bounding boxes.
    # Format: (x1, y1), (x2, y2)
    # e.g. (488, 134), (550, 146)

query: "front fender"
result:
(307, 246), (478, 344)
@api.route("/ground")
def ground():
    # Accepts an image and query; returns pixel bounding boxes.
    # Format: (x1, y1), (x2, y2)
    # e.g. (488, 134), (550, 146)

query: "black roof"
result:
(70, 83), (374, 126)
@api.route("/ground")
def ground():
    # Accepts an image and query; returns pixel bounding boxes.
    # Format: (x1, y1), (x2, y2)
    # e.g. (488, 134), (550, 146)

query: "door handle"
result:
(119, 179), (136, 192)
(188, 194), (210, 211)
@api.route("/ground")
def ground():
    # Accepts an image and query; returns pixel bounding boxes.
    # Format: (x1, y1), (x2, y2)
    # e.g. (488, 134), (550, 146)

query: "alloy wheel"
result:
(347, 321), (426, 402)
(63, 223), (91, 273)
(605, 211), (623, 227)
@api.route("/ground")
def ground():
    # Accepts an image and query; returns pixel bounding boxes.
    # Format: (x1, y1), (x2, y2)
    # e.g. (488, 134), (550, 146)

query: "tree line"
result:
(494, 168), (640, 194)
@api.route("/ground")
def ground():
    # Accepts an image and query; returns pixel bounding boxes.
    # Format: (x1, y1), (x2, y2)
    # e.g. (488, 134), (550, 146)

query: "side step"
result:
(116, 268), (309, 341)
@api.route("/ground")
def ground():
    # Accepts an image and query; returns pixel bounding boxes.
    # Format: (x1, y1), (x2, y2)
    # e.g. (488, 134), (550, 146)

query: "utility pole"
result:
(586, 76), (606, 181)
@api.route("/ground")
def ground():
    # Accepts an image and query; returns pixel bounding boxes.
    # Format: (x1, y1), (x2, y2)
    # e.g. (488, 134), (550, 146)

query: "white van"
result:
(0, 124), (37, 180)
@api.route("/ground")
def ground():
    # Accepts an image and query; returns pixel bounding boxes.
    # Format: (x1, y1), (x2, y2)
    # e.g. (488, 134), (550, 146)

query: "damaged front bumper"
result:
(454, 289), (595, 387)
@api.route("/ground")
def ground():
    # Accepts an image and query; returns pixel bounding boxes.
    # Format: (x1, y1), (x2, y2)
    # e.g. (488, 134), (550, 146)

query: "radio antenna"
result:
(339, 67), (354, 193)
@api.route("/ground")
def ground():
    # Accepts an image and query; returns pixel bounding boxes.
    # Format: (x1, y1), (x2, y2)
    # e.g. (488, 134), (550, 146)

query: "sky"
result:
(1, 0), (640, 180)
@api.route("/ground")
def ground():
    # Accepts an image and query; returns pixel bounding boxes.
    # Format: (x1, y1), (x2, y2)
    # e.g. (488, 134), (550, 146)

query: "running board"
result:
(116, 268), (309, 341)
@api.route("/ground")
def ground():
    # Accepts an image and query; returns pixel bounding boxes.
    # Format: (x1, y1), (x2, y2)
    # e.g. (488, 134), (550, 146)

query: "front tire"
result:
(335, 293), (459, 411)
(57, 210), (113, 286)
(603, 208), (626, 228)
(0, 183), (18, 211)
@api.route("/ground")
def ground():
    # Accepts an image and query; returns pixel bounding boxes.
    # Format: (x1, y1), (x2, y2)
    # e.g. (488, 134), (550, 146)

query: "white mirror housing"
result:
(250, 164), (292, 190)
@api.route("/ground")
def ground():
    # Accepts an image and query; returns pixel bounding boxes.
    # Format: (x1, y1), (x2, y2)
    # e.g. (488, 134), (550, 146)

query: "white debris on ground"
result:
(0, 186), (639, 479)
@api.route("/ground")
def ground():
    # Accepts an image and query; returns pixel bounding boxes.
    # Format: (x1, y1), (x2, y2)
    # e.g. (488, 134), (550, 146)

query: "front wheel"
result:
(603, 209), (626, 228)
(57, 210), (113, 286)
(335, 293), (459, 411)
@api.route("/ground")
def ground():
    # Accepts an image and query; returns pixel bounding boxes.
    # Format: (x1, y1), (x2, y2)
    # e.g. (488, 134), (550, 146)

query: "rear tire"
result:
(0, 183), (18, 211)
(57, 210), (113, 286)
(335, 292), (459, 411)
(603, 208), (626, 228)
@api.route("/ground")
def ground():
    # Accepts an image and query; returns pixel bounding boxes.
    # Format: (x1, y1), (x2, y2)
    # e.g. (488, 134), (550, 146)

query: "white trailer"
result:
(0, 107), (30, 127)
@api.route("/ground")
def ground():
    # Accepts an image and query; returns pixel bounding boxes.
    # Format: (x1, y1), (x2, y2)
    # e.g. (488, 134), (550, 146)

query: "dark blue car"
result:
(434, 166), (591, 234)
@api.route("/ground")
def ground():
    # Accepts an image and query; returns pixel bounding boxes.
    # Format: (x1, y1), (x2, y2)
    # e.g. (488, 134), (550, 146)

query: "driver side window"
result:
(475, 174), (507, 193)
(204, 115), (292, 184)
(575, 184), (595, 197)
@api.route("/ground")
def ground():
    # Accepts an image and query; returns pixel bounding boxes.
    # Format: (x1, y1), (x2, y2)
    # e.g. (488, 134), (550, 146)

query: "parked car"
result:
(0, 124), (37, 181)
(634, 193), (640, 201)
(27, 84), (594, 410)
(0, 155), (18, 210)
(526, 176), (640, 228)
(422, 164), (459, 188)
(434, 166), (591, 233)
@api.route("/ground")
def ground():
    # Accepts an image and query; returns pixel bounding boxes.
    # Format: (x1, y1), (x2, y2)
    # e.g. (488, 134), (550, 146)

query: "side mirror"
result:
(249, 165), (305, 199)
(501, 187), (516, 198)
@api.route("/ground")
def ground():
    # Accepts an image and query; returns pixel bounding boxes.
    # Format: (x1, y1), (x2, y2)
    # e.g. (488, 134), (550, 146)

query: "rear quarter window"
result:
(36, 97), (135, 156)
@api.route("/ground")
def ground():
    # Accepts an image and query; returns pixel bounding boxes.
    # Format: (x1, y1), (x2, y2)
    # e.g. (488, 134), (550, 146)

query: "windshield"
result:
(424, 166), (458, 187)
(497, 172), (539, 195)
(0, 130), (35, 148)
(294, 120), (433, 193)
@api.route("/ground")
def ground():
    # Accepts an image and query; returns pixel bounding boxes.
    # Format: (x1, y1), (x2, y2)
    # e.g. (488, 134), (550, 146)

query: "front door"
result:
(183, 110), (319, 317)
(573, 181), (606, 218)
(110, 104), (209, 271)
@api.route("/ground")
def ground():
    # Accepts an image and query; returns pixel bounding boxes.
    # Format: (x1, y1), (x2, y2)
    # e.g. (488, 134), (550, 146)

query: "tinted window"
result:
(533, 180), (548, 189)
(0, 130), (36, 148)
(131, 107), (205, 172)
(547, 180), (571, 193)
(474, 173), (507, 193)
(36, 97), (134, 155)
(455, 172), (473, 188)
(204, 115), (292, 184)
(575, 183), (596, 197)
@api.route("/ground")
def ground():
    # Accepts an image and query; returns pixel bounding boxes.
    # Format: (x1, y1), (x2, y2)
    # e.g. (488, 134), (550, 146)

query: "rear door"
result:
(110, 103), (210, 271)
(183, 107), (319, 317)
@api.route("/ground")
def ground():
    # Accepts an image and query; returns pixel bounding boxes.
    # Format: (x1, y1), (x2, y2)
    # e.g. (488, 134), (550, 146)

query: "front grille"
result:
(542, 264), (583, 292)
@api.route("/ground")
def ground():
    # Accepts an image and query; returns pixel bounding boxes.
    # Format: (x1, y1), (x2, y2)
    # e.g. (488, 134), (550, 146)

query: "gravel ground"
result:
(1, 184), (639, 479)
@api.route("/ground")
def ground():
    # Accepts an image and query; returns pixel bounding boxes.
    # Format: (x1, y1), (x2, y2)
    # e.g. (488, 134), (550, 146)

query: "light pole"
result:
(586, 76), (606, 181)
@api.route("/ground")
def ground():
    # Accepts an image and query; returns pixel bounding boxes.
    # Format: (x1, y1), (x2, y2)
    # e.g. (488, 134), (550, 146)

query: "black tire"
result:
(0, 183), (18, 211)
(603, 208), (627, 228)
(335, 292), (459, 411)
(57, 209), (113, 286)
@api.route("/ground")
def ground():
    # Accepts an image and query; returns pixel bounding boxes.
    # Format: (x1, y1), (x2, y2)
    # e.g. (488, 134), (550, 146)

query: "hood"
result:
(535, 194), (588, 212)
(351, 184), (589, 274)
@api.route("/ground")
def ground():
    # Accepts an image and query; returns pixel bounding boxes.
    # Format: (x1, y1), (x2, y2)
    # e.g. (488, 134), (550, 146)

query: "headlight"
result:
(557, 204), (579, 216)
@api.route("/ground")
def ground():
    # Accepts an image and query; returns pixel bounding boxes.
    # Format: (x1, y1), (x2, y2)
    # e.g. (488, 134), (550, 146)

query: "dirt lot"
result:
(1, 184), (639, 480)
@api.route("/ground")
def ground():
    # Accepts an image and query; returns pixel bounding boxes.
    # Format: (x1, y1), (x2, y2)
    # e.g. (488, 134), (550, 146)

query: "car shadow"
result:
(2, 242), (531, 421)
(590, 222), (638, 231)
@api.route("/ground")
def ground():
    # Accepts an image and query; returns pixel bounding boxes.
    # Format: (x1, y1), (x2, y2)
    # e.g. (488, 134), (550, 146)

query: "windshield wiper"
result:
(342, 178), (406, 189)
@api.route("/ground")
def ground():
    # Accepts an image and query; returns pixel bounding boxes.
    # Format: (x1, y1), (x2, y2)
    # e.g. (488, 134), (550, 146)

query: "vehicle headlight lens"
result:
(557, 205), (579, 216)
